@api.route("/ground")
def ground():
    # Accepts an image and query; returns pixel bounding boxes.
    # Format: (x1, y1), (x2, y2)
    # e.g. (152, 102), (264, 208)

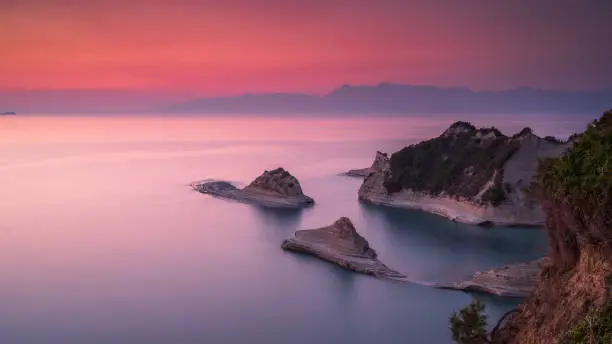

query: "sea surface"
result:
(0, 114), (592, 344)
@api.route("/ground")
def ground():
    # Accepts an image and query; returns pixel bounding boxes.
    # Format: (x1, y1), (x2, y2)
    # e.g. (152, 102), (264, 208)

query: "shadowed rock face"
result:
(281, 217), (405, 280)
(192, 168), (314, 208)
(244, 168), (306, 197)
(343, 151), (389, 178)
(358, 122), (570, 226)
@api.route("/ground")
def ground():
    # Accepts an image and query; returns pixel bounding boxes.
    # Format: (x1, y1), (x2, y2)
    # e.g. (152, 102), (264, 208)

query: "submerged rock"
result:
(358, 122), (571, 226)
(342, 151), (389, 178)
(192, 168), (314, 208)
(281, 217), (406, 280)
(435, 258), (544, 298)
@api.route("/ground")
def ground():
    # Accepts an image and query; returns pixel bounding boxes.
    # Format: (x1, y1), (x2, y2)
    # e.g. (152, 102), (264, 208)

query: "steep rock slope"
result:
(493, 111), (612, 343)
(359, 122), (570, 226)
(342, 151), (389, 178)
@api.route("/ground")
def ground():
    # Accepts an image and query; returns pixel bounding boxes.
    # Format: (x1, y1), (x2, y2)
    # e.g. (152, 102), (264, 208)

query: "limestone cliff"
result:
(493, 111), (612, 344)
(358, 122), (570, 226)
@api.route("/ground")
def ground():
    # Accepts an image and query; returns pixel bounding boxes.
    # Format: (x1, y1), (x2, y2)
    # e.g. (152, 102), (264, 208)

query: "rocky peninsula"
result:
(358, 122), (571, 226)
(342, 151), (389, 178)
(281, 217), (406, 280)
(192, 167), (314, 208)
(435, 258), (544, 298)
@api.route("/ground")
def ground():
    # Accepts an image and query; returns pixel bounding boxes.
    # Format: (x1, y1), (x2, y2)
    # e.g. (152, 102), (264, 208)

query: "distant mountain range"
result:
(2, 83), (611, 115)
(158, 83), (612, 115)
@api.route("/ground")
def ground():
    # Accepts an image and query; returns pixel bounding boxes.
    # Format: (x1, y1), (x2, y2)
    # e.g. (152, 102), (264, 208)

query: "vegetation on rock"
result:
(384, 122), (523, 206)
(563, 301), (612, 344)
(487, 110), (612, 344)
(450, 300), (489, 344)
(535, 111), (612, 265)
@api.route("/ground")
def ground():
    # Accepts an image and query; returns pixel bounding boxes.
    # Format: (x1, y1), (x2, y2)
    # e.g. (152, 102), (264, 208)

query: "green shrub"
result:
(535, 110), (612, 241)
(563, 302), (612, 344)
(450, 300), (489, 344)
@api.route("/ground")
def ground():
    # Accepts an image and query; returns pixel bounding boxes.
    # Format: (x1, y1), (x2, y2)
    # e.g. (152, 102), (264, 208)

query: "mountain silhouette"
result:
(159, 83), (612, 115)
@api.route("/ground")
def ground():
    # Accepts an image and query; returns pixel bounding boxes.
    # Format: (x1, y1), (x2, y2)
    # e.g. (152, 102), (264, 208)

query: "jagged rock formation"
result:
(435, 258), (545, 298)
(358, 122), (570, 226)
(492, 111), (612, 343)
(342, 151), (389, 178)
(192, 168), (314, 208)
(281, 217), (406, 280)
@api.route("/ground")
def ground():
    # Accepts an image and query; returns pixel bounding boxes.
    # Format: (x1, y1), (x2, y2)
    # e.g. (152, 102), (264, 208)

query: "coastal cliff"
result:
(358, 122), (570, 226)
(192, 168), (314, 208)
(281, 217), (406, 280)
(490, 111), (612, 343)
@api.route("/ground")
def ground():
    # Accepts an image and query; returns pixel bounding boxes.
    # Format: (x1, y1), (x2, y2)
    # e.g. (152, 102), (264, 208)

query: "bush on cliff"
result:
(535, 110), (612, 259)
(449, 300), (489, 344)
(563, 301), (612, 344)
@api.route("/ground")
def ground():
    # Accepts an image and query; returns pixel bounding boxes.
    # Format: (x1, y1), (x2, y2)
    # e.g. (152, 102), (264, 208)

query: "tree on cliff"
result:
(449, 300), (489, 344)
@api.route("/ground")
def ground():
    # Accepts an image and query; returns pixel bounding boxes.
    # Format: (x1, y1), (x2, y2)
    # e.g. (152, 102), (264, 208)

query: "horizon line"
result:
(1, 82), (611, 97)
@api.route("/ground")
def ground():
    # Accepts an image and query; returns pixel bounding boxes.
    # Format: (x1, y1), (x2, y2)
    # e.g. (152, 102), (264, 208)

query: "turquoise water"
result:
(0, 115), (589, 344)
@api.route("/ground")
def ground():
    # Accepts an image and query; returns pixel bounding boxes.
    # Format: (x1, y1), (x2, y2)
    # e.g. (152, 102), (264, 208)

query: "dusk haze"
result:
(1, 1), (611, 344)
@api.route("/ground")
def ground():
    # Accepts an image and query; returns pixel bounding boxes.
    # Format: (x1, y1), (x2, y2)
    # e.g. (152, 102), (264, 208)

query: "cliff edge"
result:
(492, 111), (612, 343)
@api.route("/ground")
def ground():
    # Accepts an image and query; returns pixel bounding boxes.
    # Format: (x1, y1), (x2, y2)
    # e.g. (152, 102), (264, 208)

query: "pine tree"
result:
(449, 300), (489, 344)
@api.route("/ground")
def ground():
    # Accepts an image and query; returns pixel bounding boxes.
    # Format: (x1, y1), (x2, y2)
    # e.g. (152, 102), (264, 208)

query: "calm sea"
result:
(0, 114), (591, 344)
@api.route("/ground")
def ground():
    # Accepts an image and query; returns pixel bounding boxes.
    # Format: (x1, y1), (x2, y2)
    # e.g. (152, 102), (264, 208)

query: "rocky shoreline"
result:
(435, 258), (544, 298)
(281, 217), (406, 280)
(192, 168), (314, 208)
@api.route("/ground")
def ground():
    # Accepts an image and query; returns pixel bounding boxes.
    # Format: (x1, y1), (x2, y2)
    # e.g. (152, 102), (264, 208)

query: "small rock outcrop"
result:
(435, 258), (545, 298)
(192, 168), (314, 208)
(281, 217), (405, 280)
(358, 122), (571, 226)
(342, 151), (389, 178)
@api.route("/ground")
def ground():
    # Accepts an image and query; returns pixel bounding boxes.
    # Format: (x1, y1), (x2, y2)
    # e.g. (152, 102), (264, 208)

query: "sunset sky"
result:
(2, 0), (612, 95)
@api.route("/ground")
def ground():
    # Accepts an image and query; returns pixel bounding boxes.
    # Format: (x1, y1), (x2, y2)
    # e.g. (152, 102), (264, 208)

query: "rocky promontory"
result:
(342, 151), (389, 178)
(358, 122), (571, 226)
(281, 217), (406, 280)
(435, 258), (544, 298)
(192, 168), (314, 208)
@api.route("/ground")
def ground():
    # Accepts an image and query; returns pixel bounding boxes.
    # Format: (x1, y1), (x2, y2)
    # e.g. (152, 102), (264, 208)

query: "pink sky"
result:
(2, 0), (611, 95)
